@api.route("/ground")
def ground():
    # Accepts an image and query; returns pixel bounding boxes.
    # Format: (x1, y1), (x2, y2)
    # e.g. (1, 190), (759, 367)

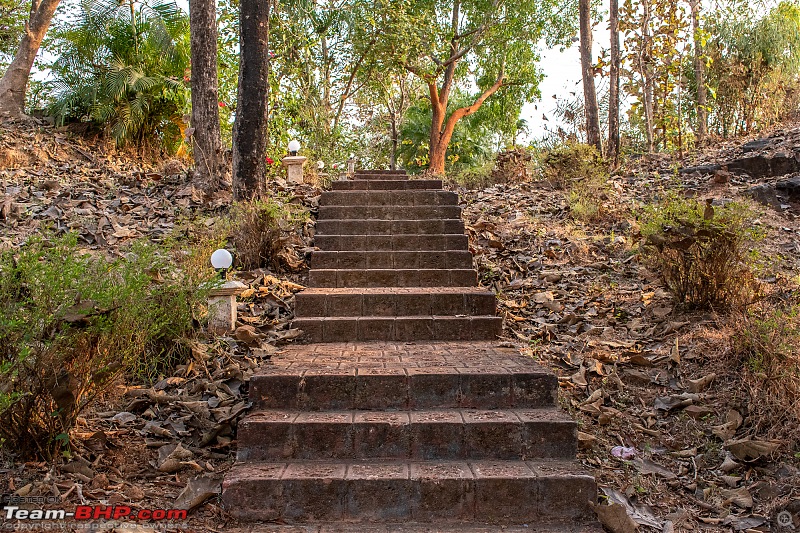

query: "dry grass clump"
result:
(540, 142), (613, 222)
(227, 201), (284, 271)
(729, 299), (800, 443)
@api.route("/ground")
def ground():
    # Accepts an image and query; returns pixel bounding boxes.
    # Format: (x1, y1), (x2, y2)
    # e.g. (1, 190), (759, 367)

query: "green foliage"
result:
(0, 0), (27, 67)
(704, 1), (800, 136)
(541, 142), (610, 221)
(640, 195), (763, 309)
(0, 232), (212, 459)
(47, 0), (190, 151)
(398, 92), (495, 173)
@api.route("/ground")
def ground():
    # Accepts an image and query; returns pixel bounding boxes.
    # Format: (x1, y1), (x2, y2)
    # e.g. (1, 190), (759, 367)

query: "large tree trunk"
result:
(579, 0), (602, 153)
(0, 0), (61, 119)
(189, 0), (223, 192)
(231, 0), (270, 201)
(690, 0), (707, 146)
(608, 0), (621, 166)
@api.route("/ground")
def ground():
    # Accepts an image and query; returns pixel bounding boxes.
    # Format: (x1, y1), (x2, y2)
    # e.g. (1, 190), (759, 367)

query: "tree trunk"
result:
(389, 117), (398, 170)
(641, 0), (655, 152)
(608, 0), (621, 166)
(690, 0), (707, 146)
(189, 0), (223, 192)
(232, 0), (270, 201)
(579, 0), (602, 153)
(0, 0), (61, 119)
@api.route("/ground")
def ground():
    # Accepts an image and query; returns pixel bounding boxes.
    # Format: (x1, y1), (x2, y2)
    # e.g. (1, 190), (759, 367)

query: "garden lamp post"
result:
(282, 140), (307, 183)
(207, 249), (246, 334)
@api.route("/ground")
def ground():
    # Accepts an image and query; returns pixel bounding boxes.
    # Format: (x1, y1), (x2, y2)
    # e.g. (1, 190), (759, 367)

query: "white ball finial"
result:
(288, 140), (301, 153)
(317, 160), (325, 170)
(211, 249), (233, 269)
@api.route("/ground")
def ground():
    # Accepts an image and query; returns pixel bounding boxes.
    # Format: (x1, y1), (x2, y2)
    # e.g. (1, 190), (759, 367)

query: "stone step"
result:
(295, 288), (495, 317)
(292, 315), (501, 343)
(318, 206), (461, 221)
(309, 250), (473, 270)
(237, 407), (576, 462)
(332, 179), (443, 191)
(316, 219), (464, 236)
(308, 268), (477, 288)
(221, 522), (604, 532)
(249, 350), (555, 410)
(319, 190), (458, 206)
(313, 234), (469, 252)
(221, 459), (596, 523)
(354, 170), (408, 180)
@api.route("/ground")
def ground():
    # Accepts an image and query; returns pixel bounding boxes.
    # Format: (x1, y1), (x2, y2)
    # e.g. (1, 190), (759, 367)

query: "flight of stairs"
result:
(221, 170), (599, 531)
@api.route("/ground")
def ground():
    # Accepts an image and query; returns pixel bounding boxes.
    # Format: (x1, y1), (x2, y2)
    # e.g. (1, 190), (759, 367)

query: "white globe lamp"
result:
(288, 140), (301, 156)
(211, 249), (233, 270)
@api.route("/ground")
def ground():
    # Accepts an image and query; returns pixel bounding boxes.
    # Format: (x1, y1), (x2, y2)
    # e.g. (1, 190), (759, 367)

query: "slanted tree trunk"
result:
(0, 0), (61, 119)
(690, 0), (707, 146)
(189, 0), (223, 192)
(608, 0), (621, 166)
(232, 0), (269, 200)
(579, 0), (602, 153)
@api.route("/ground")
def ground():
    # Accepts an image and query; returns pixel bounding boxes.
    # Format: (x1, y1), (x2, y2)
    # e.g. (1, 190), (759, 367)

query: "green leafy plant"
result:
(0, 232), (212, 460)
(47, 0), (190, 151)
(640, 195), (763, 309)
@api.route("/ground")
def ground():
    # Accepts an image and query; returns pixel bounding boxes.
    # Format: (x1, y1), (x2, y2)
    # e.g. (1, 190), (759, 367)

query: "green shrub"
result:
(541, 142), (610, 221)
(0, 233), (212, 459)
(640, 195), (763, 309)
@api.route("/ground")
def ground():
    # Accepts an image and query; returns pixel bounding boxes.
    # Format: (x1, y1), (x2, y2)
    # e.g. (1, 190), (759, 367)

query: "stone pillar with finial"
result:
(282, 139), (307, 184)
(207, 249), (246, 334)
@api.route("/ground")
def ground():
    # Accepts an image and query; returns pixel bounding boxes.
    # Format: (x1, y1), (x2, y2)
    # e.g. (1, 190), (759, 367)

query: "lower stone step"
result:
(308, 269), (477, 288)
(318, 205), (461, 221)
(221, 459), (596, 523)
(332, 179), (443, 191)
(237, 407), (576, 461)
(315, 219), (464, 235)
(221, 522), (603, 532)
(309, 250), (473, 270)
(313, 234), (469, 252)
(292, 315), (501, 342)
(249, 349), (556, 410)
(295, 288), (496, 318)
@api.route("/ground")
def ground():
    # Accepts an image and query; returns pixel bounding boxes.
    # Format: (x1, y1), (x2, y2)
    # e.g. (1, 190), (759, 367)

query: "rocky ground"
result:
(1, 119), (799, 532)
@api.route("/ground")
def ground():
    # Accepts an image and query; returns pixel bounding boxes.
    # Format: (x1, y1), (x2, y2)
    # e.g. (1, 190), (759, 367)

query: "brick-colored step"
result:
(354, 170), (408, 179)
(332, 179), (443, 191)
(223, 522), (603, 532)
(295, 288), (495, 317)
(308, 269), (477, 288)
(309, 250), (473, 270)
(249, 349), (555, 410)
(318, 205), (461, 221)
(316, 219), (464, 235)
(237, 408), (577, 461)
(293, 315), (501, 342)
(320, 190), (458, 206)
(221, 459), (596, 523)
(313, 234), (469, 252)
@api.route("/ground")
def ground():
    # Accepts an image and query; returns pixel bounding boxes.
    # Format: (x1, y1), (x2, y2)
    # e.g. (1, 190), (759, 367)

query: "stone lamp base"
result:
(207, 280), (247, 334)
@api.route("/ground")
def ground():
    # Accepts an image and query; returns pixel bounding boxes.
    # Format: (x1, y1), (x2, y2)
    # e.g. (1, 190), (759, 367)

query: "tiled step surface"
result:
(315, 219), (465, 235)
(319, 190), (458, 206)
(314, 234), (468, 251)
(295, 288), (496, 317)
(318, 205), (462, 220)
(292, 315), (502, 342)
(308, 268), (477, 288)
(333, 179), (443, 191)
(225, 523), (603, 532)
(222, 459), (596, 523)
(247, 343), (557, 411)
(237, 407), (577, 461)
(309, 250), (474, 270)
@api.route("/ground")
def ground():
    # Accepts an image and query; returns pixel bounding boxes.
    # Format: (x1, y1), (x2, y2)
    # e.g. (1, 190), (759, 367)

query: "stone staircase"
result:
(222, 170), (599, 531)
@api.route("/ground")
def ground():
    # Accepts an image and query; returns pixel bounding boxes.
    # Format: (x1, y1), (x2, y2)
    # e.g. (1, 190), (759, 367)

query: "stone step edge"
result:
(221, 459), (596, 522)
(217, 521), (603, 532)
(292, 316), (500, 342)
